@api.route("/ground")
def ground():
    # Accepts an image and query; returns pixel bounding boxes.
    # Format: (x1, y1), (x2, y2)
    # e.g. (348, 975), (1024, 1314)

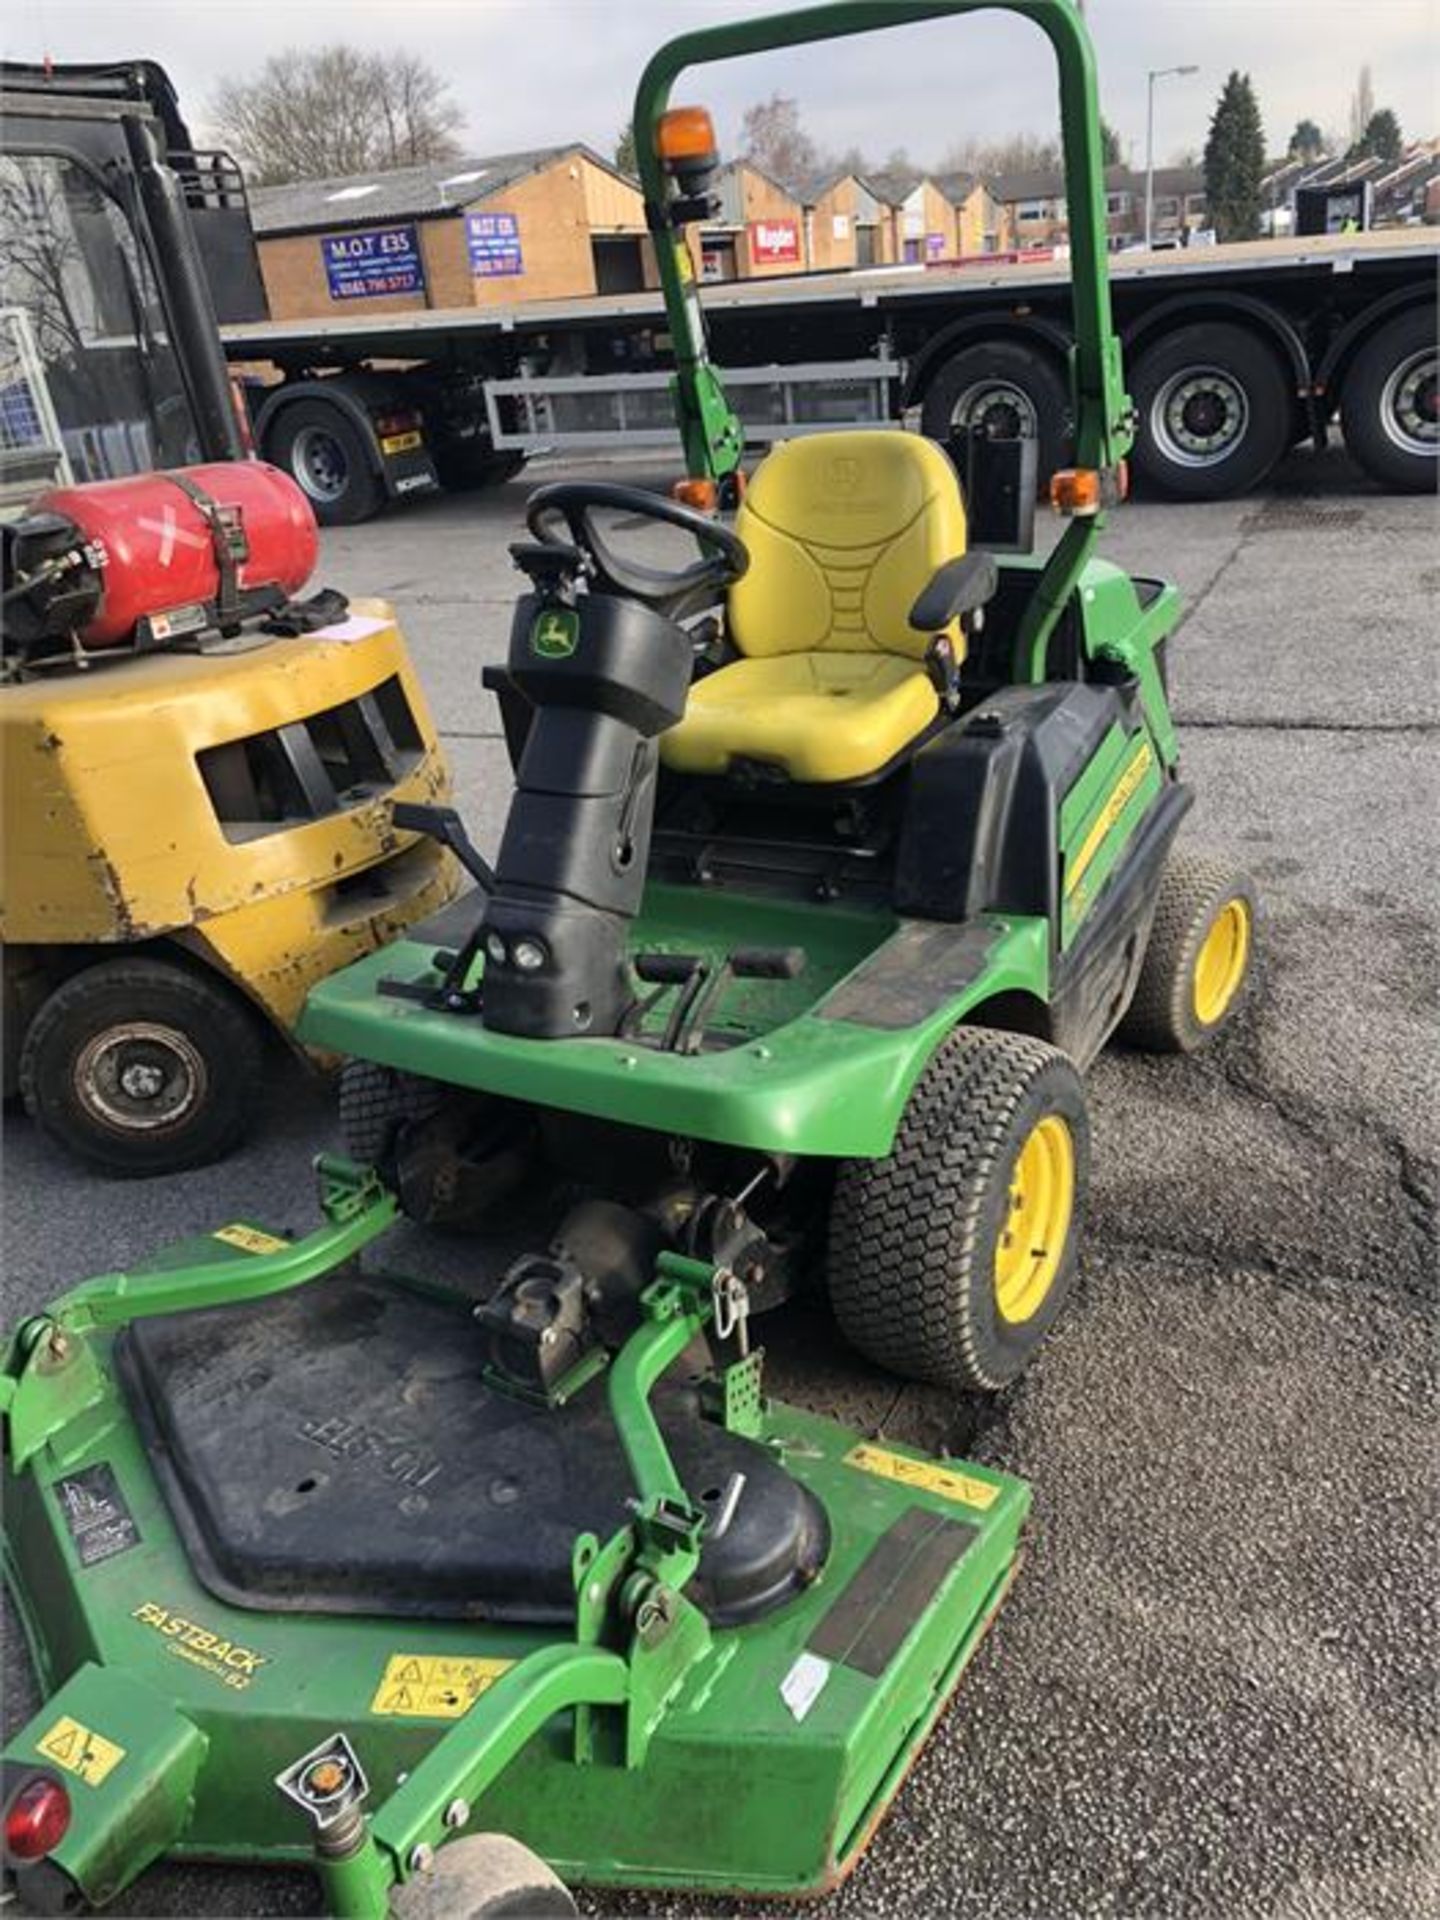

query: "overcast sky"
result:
(5, 1), (1436, 173)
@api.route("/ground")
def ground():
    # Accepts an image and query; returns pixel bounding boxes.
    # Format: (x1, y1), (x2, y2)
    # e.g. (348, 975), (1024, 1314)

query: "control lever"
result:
(391, 802), (496, 896)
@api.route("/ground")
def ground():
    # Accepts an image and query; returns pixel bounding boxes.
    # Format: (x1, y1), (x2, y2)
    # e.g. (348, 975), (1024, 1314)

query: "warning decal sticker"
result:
(213, 1223), (289, 1256)
(370, 1654), (513, 1719)
(843, 1442), (1001, 1512)
(55, 1463), (141, 1567)
(36, 1715), (126, 1787)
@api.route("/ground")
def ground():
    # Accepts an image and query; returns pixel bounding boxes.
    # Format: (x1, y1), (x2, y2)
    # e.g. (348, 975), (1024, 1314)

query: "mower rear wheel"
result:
(18, 956), (264, 1176)
(828, 1027), (1089, 1391)
(1119, 851), (1257, 1052)
(389, 1834), (575, 1918)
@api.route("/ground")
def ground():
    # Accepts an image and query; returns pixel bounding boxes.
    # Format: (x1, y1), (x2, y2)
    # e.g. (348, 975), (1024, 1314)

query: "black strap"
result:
(164, 470), (248, 630)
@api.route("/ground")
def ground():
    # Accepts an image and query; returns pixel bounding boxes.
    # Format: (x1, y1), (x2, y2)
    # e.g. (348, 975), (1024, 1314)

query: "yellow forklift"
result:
(1, 61), (456, 1173)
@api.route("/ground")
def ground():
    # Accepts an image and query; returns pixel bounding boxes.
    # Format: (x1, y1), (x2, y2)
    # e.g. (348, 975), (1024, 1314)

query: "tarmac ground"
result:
(3, 444), (1436, 1918)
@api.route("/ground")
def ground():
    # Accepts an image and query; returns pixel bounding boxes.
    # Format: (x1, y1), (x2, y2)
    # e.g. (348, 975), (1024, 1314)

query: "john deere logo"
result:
(531, 609), (579, 659)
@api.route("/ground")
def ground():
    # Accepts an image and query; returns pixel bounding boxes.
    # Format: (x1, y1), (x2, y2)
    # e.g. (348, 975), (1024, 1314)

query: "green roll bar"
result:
(633, 0), (1135, 680)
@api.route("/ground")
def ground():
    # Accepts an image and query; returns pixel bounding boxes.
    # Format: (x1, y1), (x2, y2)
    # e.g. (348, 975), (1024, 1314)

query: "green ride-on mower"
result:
(1, 6), (1256, 1916)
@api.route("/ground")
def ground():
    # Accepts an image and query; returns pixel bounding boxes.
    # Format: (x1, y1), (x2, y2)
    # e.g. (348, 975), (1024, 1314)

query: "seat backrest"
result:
(728, 430), (967, 663)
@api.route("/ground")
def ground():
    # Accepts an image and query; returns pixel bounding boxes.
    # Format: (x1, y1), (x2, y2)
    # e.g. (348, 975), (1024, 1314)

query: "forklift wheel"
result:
(18, 957), (264, 1177)
(388, 1834), (575, 1918)
(828, 1027), (1089, 1392)
(1119, 851), (1257, 1053)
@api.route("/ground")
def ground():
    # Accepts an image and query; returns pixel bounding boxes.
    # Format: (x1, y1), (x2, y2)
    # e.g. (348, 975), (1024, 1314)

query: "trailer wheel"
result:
(389, 1834), (575, 1918)
(919, 338), (1071, 486)
(266, 399), (384, 525)
(18, 957), (264, 1176)
(1339, 306), (1438, 494)
(1129, 323), (1292, 498)
(828, 1027), (1089, 1392)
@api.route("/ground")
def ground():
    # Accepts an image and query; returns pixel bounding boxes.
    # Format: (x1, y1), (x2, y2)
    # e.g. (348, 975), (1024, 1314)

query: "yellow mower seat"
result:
(662, 430), (967, 785)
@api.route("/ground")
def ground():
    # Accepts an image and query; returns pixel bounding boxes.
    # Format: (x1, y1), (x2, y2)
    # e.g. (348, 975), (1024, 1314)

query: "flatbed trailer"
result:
(222, 225), (1437, 521)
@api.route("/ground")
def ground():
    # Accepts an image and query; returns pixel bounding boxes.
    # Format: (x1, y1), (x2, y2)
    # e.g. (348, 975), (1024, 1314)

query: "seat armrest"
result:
(909, 552), (999, 632)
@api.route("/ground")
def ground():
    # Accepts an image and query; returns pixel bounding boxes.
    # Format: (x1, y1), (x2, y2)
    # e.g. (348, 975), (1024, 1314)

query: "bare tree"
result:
(209, 46), (465, 186)
(938, 133), (1062, 180)
(738, 95), (818, 190)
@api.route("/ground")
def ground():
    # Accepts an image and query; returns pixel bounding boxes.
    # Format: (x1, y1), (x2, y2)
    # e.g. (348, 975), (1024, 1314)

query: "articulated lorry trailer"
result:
(224, 226), (1437, 522)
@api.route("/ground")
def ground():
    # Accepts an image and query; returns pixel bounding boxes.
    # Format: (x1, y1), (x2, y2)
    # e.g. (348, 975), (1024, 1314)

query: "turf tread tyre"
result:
(1338, 305), (1438, 494)
(1130, 322), (1291, 499)
(828, 1026), (1088, 1392)
(18, 957), (263, 1176)
(338, 1060), (443, 1172)
(388, 1834), (574, 1918)
(1119, 850), (1256, 1052)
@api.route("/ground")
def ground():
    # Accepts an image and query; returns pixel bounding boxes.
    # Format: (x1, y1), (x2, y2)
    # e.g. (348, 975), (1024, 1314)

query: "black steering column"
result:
(476, 482), (747, 1040)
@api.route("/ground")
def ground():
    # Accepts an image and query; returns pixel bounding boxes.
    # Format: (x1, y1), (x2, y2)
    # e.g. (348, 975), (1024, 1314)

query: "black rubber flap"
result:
(117, 1272), (828, 1627)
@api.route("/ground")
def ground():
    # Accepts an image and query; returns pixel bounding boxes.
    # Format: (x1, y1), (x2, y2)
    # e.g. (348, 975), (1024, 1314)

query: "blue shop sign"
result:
(322, 225), (425, 301)
(466, 211), (524, 278)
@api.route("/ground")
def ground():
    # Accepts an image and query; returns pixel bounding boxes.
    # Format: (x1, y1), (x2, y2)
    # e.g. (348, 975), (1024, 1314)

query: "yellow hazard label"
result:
(213, 1224), (289, 1256)
(370, 1654), (513, 1719)
(844, 1443), (1000, 1512)
(36, 1716), (125, 1788)
(1065, 738), (1155, 898)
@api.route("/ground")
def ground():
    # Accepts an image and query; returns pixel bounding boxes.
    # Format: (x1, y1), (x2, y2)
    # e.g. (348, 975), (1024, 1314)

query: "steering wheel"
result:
(524, 481), (748, 613)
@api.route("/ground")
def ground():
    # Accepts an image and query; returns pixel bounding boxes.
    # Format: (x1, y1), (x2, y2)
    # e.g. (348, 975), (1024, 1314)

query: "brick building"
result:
(249, 146), (654, 320)
(695, 161), (808, 280)
(989, 163), (1207, 249)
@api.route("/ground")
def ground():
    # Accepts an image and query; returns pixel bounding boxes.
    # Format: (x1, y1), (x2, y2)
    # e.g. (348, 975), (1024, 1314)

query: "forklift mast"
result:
(1, 59), (264, 494)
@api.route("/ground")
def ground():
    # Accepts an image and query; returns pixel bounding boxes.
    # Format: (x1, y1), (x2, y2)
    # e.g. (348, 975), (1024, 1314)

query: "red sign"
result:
(748, 218), (800, 265)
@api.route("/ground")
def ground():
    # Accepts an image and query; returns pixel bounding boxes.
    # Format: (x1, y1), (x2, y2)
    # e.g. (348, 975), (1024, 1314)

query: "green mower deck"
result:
(1, 1166), (1027, 1912)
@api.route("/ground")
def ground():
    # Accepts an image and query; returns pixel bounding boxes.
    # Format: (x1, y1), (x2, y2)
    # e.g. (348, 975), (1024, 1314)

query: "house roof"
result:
(990, 163), (1204, 205)
(248, 144), (626, 235)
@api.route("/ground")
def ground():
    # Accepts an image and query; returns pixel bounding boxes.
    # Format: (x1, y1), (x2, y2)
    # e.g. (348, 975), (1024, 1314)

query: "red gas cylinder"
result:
(31, 462), (319, 648)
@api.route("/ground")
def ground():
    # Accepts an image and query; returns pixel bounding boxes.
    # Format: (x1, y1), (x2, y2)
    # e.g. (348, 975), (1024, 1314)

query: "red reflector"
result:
(5, 1776), (71, 1861)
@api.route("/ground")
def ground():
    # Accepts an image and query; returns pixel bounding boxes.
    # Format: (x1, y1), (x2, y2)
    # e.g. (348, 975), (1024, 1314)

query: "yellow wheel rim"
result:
(1192, 897), (1251, 1027)
(994, 1114), (1075, 1326)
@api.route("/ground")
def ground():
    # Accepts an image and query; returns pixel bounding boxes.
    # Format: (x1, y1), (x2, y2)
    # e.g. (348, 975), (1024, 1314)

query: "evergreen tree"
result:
(1287, 118), (1325, 161)
(614, 123), (638, 177)
(1349, 108), (1403, 164)
(1204, 71), (1265, 241)
(1099, 117), (1122, 166)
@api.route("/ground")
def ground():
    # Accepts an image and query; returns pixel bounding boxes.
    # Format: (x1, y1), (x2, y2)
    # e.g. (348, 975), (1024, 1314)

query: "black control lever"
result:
(391, 802), (496, 896)
(729, 947), (806, 981)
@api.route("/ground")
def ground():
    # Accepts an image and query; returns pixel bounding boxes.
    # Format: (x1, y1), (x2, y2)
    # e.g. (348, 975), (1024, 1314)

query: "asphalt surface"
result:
(3, 446), (1436, 1918)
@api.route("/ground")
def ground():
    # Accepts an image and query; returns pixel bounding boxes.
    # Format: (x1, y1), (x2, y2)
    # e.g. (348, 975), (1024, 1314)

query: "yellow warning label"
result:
(36, 1716), (126, 1787)
(844, 1443), (1001, 1512)
(213, 1223), (289, 1256)
(370, 1654), (513, 1719)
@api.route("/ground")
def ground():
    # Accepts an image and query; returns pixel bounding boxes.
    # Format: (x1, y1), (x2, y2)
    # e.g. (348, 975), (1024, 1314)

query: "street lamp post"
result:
(1145, 63), (1199, 249)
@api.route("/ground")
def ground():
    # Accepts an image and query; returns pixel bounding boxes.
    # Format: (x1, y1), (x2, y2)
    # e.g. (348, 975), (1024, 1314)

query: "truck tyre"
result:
(828, 1027), (1089, 1393)
(265, 399), (384, 525)
(919, 338), (1071, 487)
(1339, 306), (1438, 494)
(1119, 851), (1257, 1053)
(389, 1834), (575, 1918)
(19, 957), (265, 1176)
(1129, 323), (1292, 499)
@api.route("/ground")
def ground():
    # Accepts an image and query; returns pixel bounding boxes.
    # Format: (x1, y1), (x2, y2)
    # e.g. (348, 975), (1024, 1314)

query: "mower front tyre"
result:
(828, 1027), (1089, 1393)
(389, 1834), (575, 1918)
(1119, 851), (1257, 1053)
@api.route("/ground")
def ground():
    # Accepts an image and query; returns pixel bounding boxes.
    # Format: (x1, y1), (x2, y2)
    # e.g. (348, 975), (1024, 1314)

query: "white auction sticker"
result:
(780, 1650), (831, 1723)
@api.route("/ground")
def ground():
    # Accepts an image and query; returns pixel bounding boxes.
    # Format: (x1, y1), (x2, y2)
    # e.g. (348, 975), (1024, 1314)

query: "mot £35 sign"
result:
(749, 219), (800, 265)
(321, 225), (425, 301)
(466, 211), (524, 277)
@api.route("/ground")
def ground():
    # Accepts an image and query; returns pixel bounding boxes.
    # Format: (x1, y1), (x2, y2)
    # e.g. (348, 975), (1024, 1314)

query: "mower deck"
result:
(2, 1204), (1027, 1906)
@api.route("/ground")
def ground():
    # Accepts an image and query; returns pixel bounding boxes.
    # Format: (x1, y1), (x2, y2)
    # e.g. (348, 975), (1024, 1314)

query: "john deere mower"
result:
(1, 6), (1255, 1916)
